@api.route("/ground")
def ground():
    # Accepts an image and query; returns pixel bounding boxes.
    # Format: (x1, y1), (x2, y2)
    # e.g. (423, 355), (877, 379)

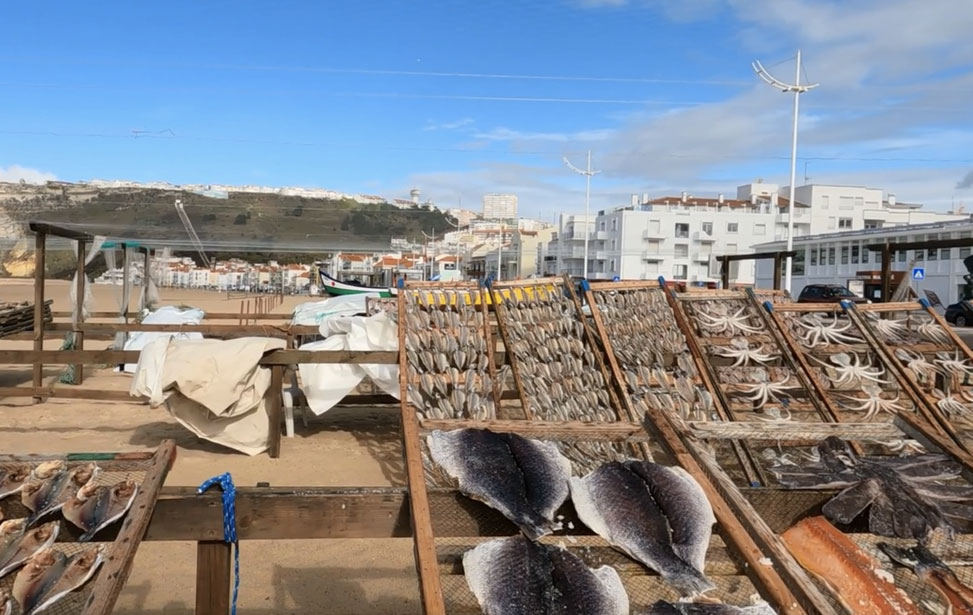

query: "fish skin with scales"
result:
(570, 460), (716, 597)
(463, 535), (628, 615)
(427, 428), (571, 540)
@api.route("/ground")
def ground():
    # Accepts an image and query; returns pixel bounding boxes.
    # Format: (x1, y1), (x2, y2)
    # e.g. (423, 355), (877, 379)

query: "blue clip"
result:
(763, 300), (774, 313)
(580, 279), (591, 292)
(396, 278), (405, 289)
(657, 276), (667, 287)
(919, 297), (931, 308)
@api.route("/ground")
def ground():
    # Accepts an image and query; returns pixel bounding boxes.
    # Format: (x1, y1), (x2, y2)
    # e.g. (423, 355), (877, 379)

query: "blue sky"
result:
(2, 0), (972, 219)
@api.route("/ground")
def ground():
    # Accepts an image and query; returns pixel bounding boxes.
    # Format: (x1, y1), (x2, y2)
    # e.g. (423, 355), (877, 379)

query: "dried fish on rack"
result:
(878, 542), (973, 614)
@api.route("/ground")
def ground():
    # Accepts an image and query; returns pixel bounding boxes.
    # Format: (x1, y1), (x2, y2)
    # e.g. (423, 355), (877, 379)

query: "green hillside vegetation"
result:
(27, 189), (451, 250)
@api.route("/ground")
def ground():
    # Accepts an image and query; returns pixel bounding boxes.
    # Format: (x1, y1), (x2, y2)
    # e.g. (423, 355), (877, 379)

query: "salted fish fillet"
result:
(12, 549), (67, 615)
(0, 521), (59, 579)
(782, 516), (919, 615)
(463, 535), (628, 615)
(427, 428), (571, 539)
(63, 481), (139, 542)
(640, 600), (778, 614)
(879, 542), (973, 615)
(30, 546), (105, 615)
(570, 460), (715, 597)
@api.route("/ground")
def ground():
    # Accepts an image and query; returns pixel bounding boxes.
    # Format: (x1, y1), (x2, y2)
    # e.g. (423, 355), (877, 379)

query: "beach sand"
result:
(0, 279), (420, 614)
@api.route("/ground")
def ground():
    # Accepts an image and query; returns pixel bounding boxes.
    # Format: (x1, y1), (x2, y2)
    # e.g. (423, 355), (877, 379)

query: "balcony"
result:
(694, 253), (713, 263)
(642, 252), (664, 261)
(642, 228), (666, 239)
(693, 231), (716, 243)
(591, 230), (610, 240)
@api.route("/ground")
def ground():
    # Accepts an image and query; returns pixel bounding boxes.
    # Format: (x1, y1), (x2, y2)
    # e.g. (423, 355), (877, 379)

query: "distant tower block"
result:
(410, 189), (421, 204)
(482, 193), (518, 220)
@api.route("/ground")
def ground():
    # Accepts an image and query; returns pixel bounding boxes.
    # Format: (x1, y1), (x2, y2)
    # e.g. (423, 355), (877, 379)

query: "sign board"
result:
(923, 289), (943, 308)
(847, 279), (865, 296)
(912, 267), (925, 280)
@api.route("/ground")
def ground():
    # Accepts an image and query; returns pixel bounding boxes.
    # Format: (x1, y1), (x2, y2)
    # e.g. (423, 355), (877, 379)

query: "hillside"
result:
(0, 181), (452, 276)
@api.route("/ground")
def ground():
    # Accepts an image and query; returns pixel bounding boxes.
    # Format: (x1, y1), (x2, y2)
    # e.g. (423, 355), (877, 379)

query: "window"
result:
(821, 195), (830, 210)
(611, 239), (616, 250)
(819, 247), (827, 265)
(928, 247), (937, 261)
(727, 222), (738, 233)
(914, 250), (924, 261)
(726, 243), (738, 254)
(839, 196), (855, 210)
(898, 247), (907, 262)
(754, 223), (766, 235)
(864, 220), (882, 229)
(701, 222), (713, 235)
(611, 218), (617, 231)
(961, 247), (972, 258)
(941, 248), (951, 260)
(674, 244), (689, 258)
(829, 248), (836, 265)
(646, 239), (661, 254)
(673, 264), (688, 279)
(793, 250), (805, 275)
(828, 217), (837, 230)
(675, 223), (689, 238)
(862, 247), (869, 264)
(599, 221), (606, 231)
(610, 259), (616, 271)
(810, 249), (818, 266)
(851, 246), (859, 264)
(839, 218), (852, 229)
(644, 262), (659, 274)
(841, 246), (849, 264)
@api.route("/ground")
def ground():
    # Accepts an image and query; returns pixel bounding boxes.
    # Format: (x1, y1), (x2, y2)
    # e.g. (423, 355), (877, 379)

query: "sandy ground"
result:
(0, 279), (421, 614)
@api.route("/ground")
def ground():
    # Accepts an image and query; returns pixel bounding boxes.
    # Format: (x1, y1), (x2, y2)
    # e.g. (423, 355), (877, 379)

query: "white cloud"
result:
(423, 118), (475, 131)
(0, 165), (57, 184)
(473, 127), (615, 143)
(957, 171), (973, 191)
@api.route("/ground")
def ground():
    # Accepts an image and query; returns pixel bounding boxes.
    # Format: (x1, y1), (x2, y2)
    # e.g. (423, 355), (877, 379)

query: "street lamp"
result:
(753, 50), (818, 292)
(563, 151), (600, 279)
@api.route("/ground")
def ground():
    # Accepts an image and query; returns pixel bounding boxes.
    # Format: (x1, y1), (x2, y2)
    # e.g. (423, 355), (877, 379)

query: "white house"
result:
(540, 214), (596, 278)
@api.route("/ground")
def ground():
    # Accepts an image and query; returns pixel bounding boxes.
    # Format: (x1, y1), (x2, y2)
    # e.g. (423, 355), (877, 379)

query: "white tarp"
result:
(299, 312), (399, 416)
(130, 336), (285, 455)
(121, 306), (206, 373)
(291, 294), (378, 326)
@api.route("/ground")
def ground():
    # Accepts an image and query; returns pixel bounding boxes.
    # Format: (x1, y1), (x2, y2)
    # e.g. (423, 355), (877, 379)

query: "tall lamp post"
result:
(753, 51), (818, 292)
(563, 150), (600, 279)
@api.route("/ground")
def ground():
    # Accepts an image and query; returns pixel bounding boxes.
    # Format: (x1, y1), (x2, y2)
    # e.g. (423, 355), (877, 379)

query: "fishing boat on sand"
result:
(318, 270), (397, 298)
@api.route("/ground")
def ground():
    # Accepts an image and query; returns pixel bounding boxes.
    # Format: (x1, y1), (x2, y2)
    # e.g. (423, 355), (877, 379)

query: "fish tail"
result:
(664, 566), (716, 597)
(78, 528), (99, 542)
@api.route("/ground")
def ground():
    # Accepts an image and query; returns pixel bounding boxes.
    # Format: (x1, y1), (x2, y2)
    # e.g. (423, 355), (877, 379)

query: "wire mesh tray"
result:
(0, 442), (175, 615)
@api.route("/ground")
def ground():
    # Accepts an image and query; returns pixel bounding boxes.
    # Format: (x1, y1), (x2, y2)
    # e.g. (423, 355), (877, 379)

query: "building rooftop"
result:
(752, 216), (973, 249)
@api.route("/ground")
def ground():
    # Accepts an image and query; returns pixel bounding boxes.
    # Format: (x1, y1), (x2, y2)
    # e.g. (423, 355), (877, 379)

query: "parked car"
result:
(797, 284), (868, 304)
(944, 301), (973, 327)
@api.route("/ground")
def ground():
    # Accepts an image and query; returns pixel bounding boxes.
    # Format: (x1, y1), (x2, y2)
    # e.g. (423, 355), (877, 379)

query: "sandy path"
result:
(0, 279), (423, 614)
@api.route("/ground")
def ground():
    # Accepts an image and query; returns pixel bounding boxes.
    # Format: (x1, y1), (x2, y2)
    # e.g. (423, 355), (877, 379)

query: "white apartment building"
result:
(482, 193), (518, 220)
(540, 214), (596, 278)
(549, 183), (963, 285)
(754, 218), (973, 304)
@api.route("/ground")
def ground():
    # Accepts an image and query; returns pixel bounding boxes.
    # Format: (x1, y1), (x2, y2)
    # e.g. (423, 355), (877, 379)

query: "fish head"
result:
(877, 542), (921, 568)
(0, 518), (26, 538)
(21, 480), (44, 498)
(70, 463), (99, 486)
(28, 522), (59, 545)
(70, 545), (105, 572)
(1, 466), (29, 487)
(75, 482), (101, 502)
(32, 461), (65, 479)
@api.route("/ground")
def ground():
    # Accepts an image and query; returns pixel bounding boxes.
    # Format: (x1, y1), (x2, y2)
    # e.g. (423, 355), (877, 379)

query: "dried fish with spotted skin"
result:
(0, 521), (59, 579)
(0, 467), (29, 501)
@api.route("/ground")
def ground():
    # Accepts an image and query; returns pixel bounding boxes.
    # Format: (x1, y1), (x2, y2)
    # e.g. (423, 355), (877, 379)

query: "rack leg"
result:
(195, 541), (231, 615)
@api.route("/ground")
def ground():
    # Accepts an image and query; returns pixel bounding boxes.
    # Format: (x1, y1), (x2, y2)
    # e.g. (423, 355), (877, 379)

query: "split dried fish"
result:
(0, 521), (59, 579)
(0, 467), (29, 501)
(63, 481), (139, 542)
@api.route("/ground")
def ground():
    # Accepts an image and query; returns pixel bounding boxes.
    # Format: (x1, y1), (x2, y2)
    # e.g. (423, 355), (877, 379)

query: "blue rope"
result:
(198, 473), (239, 615)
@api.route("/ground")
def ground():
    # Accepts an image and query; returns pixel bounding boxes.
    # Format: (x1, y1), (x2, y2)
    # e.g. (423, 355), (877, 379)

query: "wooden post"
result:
(74, 240), (86, 385)
(772, 254), (783, 291)
(880, 243), (892, 302)
(143, 247), (151, 307)
(396, 287), (447, 615)
(268, 365), (283, 458)
(720, 256), (729, 289)
(238, 302), (243, 326)
(194, 541), (231, 615)
(32, 231), (46, 402)
(121, 245), (130, 324)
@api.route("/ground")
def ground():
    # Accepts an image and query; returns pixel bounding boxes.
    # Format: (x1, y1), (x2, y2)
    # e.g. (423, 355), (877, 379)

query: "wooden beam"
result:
(0, 349), (141, 364)
(268, 365), (283, 459)
(45, 322), (320, 336)
(33, 231), (46, 402)
(258, 350), (399, 365)
(880, 243), (892, 303)
(195, 542), (231, 615)
(396, 292), (446, 615)
(717, 250), (796, 263)
(81, 440), (176, 615)
(28, 221), (94, 242)
(0, 349), (401, 366)
(0, 387), (143, 402)
(772, 254), (782, 291)
(720, 256), (729, 289)
(74, 239), (86, 385)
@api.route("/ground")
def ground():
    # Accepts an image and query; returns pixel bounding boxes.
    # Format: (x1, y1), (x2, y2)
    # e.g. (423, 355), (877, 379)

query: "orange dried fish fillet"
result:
(782, 516), (919, 615)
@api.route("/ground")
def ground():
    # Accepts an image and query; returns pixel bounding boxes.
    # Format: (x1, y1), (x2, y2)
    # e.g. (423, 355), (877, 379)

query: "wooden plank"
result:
(770, 303), (844, 313)
(637, 413), (813, 614)
(75, 239), (86, 385)
(397, 292), (447, 615)
(29, 221), (94, 241)
(0, 349), (141, 364)
(489, 284), (535, 420)
(689, 420), (904, 441)
(33, 231), (46, 401)
(82, 440), (177, 615)
(45, 322), (320, 335)
(195, 542), (231, 615)
(857, 301), (923, 312)
(0, 349), (400, 366)
(259, 350), (399, 365)
(419, 419), (646, 438)
(0, 386), (142, 401)
(52, 311), (290, 320)
(268, 365), (283, 459)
